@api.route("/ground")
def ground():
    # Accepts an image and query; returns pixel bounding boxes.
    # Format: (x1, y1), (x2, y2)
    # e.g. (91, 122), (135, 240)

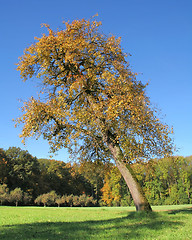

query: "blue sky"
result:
(0, 0), (191, 161)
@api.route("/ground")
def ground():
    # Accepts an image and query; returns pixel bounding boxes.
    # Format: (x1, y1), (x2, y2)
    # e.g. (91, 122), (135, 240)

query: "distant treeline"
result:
(0, 147), (192, 206)
(102, 155), (192, 206)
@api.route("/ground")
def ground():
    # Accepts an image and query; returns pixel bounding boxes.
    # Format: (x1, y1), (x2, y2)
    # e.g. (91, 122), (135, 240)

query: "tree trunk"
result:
(104, 132), (152, 211)
(87, 94), (152, 211)
(115, 158), (152, 211)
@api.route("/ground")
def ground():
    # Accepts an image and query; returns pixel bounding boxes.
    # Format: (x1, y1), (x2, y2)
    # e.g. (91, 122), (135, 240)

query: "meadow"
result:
(0, 205), (192, 240)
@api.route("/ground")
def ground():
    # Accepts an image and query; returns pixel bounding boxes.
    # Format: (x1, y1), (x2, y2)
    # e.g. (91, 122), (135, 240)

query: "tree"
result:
(9, 188), (23, 207)
(78, 160), (107, 202)
(5, 147), (40, 196)
(101, 165), (132, 206)
(79, 194), (96, 207)
(37, 158), (72, 196)
(101, 171), (114, 206)
(55, 195), (66, 207)
(34, 191), (58, 207)
(0, 148), (8, 184)
(68, 164), (92, 196)
(34, 195), (43, 206)
(0, 184), (9, 205)
(66, 194), (74, 207)
(23, 192), (32, 205)
(16, 18), (173, 211)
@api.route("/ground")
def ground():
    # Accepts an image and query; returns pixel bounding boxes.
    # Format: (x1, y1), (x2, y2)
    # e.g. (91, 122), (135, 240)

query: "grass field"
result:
(0, 205), (192, 239)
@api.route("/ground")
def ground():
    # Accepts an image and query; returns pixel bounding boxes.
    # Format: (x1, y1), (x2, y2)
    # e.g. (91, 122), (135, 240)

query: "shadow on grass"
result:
(168, 207), (192, 215)
(0, 211), (182, 240)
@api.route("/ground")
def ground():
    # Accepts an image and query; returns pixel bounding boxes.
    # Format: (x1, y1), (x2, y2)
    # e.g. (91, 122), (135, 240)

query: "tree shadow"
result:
(0, 211), (182, 240)
(168, 207), (192, 215)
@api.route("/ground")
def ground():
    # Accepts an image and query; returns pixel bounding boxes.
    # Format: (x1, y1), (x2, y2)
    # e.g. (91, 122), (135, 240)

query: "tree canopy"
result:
(16, 18), (173, 162)
(16, 18), (173, 211)
(5, 147), (40, 193)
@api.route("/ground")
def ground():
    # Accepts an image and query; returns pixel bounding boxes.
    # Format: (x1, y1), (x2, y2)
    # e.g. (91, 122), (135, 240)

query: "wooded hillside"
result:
(0, 147), (192, 206)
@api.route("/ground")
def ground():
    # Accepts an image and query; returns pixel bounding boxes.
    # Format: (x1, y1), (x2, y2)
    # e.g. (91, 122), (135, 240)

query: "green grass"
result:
(1, 205), (192, 239)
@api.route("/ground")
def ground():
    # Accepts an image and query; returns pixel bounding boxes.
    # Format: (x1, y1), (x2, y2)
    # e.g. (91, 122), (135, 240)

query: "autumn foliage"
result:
(15, 18), (173, 211)
(1, 147), (192, 207)
(16, 18), (173, 160)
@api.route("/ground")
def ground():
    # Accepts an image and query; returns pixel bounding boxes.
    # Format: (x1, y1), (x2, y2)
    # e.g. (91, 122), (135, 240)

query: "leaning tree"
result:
(16, 18), (173, 211)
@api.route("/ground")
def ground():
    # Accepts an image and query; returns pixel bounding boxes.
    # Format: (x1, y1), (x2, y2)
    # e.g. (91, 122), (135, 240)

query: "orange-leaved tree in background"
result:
(16, 18), (173, 211)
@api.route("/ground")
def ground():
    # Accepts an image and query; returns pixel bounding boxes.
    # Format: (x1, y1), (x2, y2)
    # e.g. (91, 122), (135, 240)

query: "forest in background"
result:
(0, 147), (192, 206)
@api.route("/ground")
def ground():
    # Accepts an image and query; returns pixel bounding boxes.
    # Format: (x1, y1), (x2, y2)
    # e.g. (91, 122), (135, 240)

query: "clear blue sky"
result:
(0, 0), (191, 161)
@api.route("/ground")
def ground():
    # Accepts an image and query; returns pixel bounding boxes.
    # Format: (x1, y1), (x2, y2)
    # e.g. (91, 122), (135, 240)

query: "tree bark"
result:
(115, 158), (152, 211)
(104, 131), (152, 211)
